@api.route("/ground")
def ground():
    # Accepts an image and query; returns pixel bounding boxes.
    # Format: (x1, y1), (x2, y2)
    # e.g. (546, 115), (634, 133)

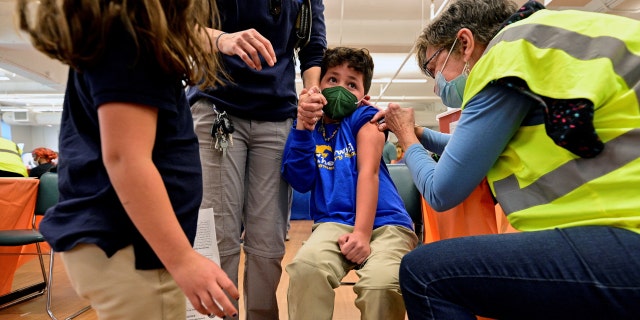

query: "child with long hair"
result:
(17, 1), (238, 318)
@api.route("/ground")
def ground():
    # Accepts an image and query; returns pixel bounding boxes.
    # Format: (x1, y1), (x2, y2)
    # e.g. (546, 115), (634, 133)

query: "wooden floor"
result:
(0, 220), (361, 320)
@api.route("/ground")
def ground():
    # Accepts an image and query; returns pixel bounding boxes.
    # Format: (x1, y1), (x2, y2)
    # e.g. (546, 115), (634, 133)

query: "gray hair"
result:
(415, 0), (517, 75)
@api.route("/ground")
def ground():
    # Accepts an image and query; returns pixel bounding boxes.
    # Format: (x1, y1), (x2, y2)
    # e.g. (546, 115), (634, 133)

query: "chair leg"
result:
(0, 282), (46, 310)
(0, 243), (47, 310)
(46, 249), (55, 320)
(46, 250), (91, 320)
(35, 242), (49, 285)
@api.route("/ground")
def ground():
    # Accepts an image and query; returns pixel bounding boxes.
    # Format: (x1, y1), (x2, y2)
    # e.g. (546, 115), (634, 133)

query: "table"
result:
(0, 178), (40, 295)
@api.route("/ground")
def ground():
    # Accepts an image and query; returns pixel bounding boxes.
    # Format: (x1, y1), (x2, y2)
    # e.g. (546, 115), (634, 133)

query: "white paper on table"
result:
(186, 208), (222, 320)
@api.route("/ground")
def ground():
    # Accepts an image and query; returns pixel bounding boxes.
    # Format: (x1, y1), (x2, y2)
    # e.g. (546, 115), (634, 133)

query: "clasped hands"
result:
(297, 86), (326, 130)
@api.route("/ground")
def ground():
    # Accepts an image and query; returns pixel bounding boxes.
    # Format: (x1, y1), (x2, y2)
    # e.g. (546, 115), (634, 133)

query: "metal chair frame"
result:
(0, 178), (48, 309)
(0, 173), (91, 319)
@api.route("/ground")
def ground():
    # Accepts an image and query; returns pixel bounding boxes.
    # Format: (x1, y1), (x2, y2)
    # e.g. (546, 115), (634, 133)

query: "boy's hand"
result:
(297, 86), (326, 131)
(338, 232), (371, 265)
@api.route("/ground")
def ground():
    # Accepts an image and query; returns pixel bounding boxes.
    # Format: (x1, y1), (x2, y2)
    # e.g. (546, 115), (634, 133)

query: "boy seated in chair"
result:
(281, 47), (419, 320)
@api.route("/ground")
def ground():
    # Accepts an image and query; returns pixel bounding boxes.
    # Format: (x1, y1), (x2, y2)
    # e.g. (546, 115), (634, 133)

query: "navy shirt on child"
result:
(39, 25), (202, 270)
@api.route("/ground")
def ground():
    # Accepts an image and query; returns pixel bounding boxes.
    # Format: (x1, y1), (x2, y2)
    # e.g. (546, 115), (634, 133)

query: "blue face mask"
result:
(434, 37), (469, 109)
(435, 69), (467, 109)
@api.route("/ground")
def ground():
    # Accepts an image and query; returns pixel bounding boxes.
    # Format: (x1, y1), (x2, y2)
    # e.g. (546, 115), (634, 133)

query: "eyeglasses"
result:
(421, 47), (445, 79)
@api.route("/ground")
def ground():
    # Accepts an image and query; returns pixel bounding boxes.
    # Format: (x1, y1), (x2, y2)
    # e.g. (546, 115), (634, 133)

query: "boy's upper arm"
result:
(356, 122), (385, 173)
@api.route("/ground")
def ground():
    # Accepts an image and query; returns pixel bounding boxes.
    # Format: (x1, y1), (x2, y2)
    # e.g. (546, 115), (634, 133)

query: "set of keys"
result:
(211, 108), (235, 157)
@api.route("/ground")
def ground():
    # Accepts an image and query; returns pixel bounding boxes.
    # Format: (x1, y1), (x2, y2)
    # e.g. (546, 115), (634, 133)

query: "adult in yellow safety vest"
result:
(374, 0), (640, 319)
(0, 137), (27, 177)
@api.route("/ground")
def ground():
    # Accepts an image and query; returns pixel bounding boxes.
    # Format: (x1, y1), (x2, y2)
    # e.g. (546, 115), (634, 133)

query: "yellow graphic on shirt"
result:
(315, 143), (356, 170)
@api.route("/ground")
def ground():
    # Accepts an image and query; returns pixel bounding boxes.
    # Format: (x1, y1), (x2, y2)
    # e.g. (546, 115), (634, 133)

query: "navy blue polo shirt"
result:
(39, 26), (202, 270)
(186, 0), (327, 121)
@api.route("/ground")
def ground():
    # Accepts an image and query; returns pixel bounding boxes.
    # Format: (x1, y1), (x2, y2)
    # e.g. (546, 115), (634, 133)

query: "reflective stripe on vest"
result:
(486, 23), (640, 101)
(494, 128), (640, 213)
(0, 148), (20, 157)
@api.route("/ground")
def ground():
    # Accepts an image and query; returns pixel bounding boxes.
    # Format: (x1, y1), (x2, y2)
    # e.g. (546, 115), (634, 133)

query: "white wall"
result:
(1, 122), (60, 153)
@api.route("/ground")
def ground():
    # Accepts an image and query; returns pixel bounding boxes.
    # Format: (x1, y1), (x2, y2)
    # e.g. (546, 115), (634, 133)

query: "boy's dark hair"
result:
(320, 47), (374, 94)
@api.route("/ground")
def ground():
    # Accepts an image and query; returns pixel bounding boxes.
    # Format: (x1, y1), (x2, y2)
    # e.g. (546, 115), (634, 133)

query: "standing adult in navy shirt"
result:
(188, 1), (326, 318)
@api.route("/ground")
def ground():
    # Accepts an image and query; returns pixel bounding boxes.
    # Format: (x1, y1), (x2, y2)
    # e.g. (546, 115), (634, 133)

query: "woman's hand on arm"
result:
(98, 103), (239, 318)
(381, 103), (421, 151)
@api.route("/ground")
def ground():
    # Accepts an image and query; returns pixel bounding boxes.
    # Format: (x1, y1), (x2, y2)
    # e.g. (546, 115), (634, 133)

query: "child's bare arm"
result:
(99, 102), (239, 318)
(338, 121), (385, 264)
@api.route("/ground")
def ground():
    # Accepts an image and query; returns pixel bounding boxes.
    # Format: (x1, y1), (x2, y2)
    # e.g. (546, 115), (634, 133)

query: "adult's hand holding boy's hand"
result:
(296, 86), (326, 131)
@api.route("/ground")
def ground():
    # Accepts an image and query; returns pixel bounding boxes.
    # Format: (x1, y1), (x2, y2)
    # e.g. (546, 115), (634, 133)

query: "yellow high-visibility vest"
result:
(463, 10), (640, 233)
(0, 137), (27, 177)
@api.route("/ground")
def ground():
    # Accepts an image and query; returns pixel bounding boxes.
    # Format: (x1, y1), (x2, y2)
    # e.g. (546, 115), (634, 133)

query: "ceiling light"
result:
(373, 78), (428, 84)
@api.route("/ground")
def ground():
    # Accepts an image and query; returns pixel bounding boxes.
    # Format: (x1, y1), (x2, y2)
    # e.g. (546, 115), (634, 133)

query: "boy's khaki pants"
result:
(286, 222), (418, 320)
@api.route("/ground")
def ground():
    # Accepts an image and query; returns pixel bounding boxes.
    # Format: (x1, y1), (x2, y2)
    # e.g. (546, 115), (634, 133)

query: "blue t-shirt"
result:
(39, 25), (202, 270)
(282, 106), (414, 231)
(186, 0), (327, 121)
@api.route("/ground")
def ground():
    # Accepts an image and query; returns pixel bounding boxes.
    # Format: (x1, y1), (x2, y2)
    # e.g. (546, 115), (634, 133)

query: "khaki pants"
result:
(61, 244), (185, 320)
(286, 222), (418, 320)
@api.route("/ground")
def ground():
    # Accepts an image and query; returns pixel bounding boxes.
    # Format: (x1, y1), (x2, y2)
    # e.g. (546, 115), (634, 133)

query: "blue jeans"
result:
(400, 226), (640, 320)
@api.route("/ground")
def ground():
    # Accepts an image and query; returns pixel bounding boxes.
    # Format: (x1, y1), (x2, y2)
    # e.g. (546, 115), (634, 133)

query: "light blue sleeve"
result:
(404, 84), (537, 211)
(418, 128), (450, 155)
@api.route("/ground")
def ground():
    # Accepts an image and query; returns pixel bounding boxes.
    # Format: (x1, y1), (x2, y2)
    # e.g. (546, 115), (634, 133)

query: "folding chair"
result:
(0, 173), (91, 319)
(38, 173), (91, 320)
(387, 164), (423, 242)
(0, 177), (46, 309)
